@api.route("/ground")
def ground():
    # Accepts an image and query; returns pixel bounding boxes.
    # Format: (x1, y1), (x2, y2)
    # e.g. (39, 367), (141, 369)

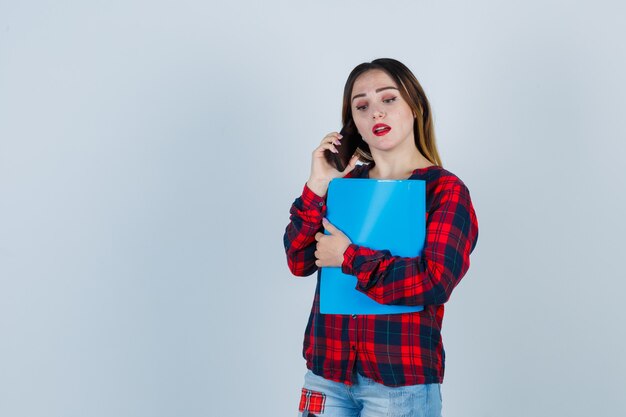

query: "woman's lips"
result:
(372, 123), (391, 137)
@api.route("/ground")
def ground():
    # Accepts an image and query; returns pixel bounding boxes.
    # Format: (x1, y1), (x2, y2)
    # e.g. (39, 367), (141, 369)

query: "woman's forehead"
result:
(352, 70), (398, 96)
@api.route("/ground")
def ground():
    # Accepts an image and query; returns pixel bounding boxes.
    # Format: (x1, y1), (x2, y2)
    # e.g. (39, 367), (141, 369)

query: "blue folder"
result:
(320, 178), (426, 315)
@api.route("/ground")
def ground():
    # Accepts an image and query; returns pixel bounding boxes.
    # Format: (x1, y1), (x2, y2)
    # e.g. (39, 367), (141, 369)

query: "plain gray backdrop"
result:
(1, 1), (625, 416)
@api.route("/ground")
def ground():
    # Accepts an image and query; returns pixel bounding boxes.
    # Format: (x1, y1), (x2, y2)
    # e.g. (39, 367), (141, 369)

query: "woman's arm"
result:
(341, 180), (479, 306)
(283, 183), (326, 276)
(283, 132), (360, 276)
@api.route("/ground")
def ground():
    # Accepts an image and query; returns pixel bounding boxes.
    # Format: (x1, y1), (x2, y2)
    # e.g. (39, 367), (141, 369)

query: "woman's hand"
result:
(307, 132), (359, 197)
(314, 218), (352, 267)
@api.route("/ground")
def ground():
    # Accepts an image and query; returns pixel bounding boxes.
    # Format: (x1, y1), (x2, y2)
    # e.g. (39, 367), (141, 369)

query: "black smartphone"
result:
(324, 122), (361, 171)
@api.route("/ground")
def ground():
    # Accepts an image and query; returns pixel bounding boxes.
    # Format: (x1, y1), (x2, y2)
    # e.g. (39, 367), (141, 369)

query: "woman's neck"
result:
(368, 150), (434, 180)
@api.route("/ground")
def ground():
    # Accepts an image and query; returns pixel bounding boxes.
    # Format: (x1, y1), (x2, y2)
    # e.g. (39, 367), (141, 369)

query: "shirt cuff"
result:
(342, 243), (384, 290)
(302, 183), (326, 210)
(341, 243), (360, 275)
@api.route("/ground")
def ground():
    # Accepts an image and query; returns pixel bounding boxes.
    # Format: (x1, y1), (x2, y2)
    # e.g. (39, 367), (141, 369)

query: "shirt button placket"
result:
(351, 315), (358, 353)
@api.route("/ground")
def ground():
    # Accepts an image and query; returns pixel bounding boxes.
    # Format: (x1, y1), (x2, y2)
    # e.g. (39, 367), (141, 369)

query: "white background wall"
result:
(1, 1), (625, 416)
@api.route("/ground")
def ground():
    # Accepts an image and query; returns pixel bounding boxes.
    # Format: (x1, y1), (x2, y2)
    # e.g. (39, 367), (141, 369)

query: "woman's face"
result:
(350, 69), (415, 154)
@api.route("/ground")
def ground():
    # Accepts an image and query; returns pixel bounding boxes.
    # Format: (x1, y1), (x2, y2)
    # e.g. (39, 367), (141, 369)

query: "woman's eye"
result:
(355, 96), (395, 111)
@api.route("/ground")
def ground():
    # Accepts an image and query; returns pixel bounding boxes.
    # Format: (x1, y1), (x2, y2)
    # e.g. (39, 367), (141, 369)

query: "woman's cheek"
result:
(353, 120), (367, 138)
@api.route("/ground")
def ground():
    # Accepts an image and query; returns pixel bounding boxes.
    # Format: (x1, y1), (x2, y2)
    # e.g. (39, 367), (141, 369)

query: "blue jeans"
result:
(298, 370), (442, 417)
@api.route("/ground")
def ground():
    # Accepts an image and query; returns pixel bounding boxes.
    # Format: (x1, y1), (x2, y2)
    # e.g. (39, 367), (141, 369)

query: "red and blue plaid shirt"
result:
(283, 164), (479, 387)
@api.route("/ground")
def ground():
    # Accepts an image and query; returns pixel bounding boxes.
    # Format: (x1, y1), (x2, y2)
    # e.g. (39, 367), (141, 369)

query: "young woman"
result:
(283, 58), (479, 417)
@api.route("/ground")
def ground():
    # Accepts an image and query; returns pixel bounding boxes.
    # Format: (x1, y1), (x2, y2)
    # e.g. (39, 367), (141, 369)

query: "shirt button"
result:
(318, 202), (324, 207)
(351, 345), (356, 351)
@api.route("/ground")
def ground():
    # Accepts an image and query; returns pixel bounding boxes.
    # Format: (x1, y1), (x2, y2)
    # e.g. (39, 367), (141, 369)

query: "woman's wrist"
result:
(306, 178), (329, 197)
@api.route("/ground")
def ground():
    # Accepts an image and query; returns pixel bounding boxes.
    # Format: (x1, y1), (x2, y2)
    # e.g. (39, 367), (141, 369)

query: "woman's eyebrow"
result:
(352, 86), (398, 102)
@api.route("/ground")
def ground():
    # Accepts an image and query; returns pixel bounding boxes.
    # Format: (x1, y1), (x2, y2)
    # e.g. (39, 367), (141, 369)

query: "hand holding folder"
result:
(320, 178), (426, 315)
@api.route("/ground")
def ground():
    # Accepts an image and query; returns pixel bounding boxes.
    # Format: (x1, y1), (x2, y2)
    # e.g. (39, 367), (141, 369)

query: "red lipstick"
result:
(372, 123), (391, 136)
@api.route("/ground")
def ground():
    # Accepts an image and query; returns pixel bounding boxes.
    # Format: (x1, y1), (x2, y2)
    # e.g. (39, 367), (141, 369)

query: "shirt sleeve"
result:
(283, 183), (326, 276)
(341, 179), (479, 306)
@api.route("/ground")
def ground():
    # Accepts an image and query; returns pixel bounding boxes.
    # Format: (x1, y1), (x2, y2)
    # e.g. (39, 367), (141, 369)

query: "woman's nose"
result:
(372, 108), (386, 119)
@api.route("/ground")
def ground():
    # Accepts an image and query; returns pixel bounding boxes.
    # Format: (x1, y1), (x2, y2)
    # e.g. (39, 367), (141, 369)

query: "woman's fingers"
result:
(313, 142), (339, 155)
(322, 132), (343, 143)
(320, 132), (342, 146)
(312, 131), (346, 157)
(326, 143), (339, 154)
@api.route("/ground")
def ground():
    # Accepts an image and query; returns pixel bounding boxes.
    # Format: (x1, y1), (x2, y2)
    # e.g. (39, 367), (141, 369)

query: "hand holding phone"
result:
(323, 123), (361, 171)
(307, 124), (362, 197)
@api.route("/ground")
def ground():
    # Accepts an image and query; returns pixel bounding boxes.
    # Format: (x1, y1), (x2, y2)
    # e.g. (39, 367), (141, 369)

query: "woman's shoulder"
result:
(415, 166), (473, 196)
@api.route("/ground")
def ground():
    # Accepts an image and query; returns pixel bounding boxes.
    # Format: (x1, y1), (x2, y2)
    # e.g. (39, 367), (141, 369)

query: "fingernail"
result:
(338, 134), (343, 138)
